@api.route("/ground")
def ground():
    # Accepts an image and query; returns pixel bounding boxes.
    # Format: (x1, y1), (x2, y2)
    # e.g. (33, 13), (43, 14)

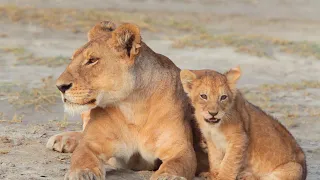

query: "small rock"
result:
(40, 133), (47, 138)
(0, 136), (12, 144)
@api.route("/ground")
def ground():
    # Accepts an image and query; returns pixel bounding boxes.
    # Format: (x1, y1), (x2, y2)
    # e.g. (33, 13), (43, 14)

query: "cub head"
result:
(180, 67), (241, 124)
(56, 21), (142, 114)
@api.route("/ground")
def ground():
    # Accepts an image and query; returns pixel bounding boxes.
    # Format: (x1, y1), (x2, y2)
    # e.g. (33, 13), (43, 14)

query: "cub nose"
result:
(57, 83), (72, 93)
(208, 111), (218, 117)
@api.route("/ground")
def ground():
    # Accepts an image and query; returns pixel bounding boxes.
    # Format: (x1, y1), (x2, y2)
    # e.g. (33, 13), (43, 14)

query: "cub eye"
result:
(200, 94), (208, 100)
(220, 95), (228, 101)
(86, 57), (99, 65)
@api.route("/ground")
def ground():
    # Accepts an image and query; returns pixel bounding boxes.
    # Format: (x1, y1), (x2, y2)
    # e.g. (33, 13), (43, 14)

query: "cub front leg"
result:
(151, 142), (197, 180)
(200, 140), (224, 180)
(217, 131), (248, 180)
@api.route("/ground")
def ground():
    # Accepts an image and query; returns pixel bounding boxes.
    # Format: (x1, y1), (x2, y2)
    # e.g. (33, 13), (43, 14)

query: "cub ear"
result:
(108, 23), (141, 64)
(225, 66), (241, 85)
(87, 21), (116, 41)
(180, 70), (197, 94)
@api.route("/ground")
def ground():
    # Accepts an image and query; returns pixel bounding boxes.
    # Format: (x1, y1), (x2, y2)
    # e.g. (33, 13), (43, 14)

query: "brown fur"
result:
(47, 21), (199, 180)
(180, 67), (307, 180)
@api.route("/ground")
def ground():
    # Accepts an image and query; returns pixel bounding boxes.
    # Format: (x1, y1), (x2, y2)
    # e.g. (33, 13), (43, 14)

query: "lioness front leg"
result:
(151, 143), (197, 180)
(64, 139), (114, 180)
(46, 111), (90, 153)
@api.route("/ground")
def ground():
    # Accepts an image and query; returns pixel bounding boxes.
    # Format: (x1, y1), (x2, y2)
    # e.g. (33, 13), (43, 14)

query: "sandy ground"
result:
(0, 0), (320, 179)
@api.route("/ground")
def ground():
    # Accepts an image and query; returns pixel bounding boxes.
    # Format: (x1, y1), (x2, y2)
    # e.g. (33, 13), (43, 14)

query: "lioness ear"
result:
(225, 66), (241, 85)
(87, 21), (116, 41)
(109, 23), (141, 64)
(180, 70), (197, 94)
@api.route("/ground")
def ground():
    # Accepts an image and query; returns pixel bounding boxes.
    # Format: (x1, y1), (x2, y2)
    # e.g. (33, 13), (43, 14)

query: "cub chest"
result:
(202, 124), (228, 152)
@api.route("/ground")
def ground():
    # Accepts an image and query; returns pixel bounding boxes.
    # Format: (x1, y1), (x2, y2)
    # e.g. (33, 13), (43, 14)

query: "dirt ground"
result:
(0, 0), (320, 179)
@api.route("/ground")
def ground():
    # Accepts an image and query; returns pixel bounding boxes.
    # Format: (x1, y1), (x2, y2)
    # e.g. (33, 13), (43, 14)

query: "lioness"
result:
(47, 21), (198, 179)
(180, 67), (307, 180)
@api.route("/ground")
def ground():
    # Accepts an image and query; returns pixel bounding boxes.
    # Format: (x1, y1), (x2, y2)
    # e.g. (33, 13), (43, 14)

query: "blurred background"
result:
(0, 0), (319, 179)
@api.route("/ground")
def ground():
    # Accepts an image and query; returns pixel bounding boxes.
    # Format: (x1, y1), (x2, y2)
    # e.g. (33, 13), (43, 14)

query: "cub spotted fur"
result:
(180, 67), (306, 180)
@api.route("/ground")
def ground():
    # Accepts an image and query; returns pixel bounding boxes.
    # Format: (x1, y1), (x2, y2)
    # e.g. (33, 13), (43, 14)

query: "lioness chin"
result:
(46, 21), (201, 180)
(180, 67), (307, 180)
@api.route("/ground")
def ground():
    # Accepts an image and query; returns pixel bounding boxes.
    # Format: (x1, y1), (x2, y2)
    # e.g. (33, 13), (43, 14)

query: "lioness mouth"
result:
(64, 98), (96, 105)
(204, 118), (221, 124)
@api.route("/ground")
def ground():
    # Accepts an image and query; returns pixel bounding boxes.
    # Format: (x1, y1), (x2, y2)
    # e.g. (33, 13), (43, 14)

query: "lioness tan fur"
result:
(180, 67), (307, 180)
(46, 21), (198, 180)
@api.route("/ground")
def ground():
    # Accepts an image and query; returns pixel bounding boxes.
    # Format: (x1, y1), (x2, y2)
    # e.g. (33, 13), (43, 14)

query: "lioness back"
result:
(180, 67), (306, 180)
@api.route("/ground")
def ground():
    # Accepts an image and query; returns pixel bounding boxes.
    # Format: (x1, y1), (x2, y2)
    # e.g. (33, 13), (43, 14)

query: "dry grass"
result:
(0, 136), (12, 155)
(173, 33), (320, 59)
(2, 5), (319, 59)
(56, 154), (71, 162)
(1, 47), (26, 55)
(0, 76), (60, 111)
(1, 47), (69, 67)
(0, 5), (199, 34)
(0, 113), (24, 123)
(242, 80), (320, 126)
(49, 114), (82, 131)
(259, 80), (320, 91)
(0, 149), (10, 154)
(243, 90), (301, 127)
(0, 136), (12, 154)
(49, 114), (69, 130)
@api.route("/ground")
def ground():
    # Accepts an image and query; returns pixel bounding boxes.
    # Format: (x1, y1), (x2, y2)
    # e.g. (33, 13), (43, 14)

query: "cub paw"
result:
(64, 169), (102, 180)
(237, 171), (257, 180)
(152, 173), (187, 180)
(199, 171), (218, 180)
(46, 132), (82, 153)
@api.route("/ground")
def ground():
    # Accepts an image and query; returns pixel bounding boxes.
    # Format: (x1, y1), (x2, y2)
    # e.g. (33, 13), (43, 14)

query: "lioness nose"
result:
(57, 83), (72, 94)
(208, 111), (218, 117)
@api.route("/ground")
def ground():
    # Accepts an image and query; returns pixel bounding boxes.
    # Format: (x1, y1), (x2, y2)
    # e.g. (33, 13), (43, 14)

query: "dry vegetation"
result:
(0, 47), (69, 67)
(0, 136), (13, 154)
(48, 114), (71, 130)
(0, 4), (199, 33)
(258, 80), (320, 91)
(0, 76), (60, 111)
(173, 33), (320, 59)
(242, 80), (320, 127)
(0, 113), (24, 123)
(2, 4), (320, 59)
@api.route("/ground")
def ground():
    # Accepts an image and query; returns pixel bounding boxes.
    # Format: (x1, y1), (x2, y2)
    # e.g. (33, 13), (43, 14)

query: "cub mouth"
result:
(204, 117), (221, 124)
(64, 98), (96, 105)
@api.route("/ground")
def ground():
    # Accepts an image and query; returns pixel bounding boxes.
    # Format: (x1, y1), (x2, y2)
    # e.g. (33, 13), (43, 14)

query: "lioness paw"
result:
(46, 132), (82, 153)
(64, 169), (102, 180)
(152, 173), (187, 180)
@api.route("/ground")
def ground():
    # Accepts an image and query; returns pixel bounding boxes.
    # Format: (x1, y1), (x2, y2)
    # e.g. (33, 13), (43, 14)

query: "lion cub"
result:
(180, 67), (306, 180)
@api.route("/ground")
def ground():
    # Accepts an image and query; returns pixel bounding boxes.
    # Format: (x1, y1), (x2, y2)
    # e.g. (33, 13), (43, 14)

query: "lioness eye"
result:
(220, 95), (228, 101)
(86, 57), (99, 65)
(200, 94), (208, 100)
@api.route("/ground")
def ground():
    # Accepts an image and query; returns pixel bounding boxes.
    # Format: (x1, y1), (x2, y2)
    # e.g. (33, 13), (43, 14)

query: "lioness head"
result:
(56, 21), (142, 114)
(180, 67), (241, 123)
